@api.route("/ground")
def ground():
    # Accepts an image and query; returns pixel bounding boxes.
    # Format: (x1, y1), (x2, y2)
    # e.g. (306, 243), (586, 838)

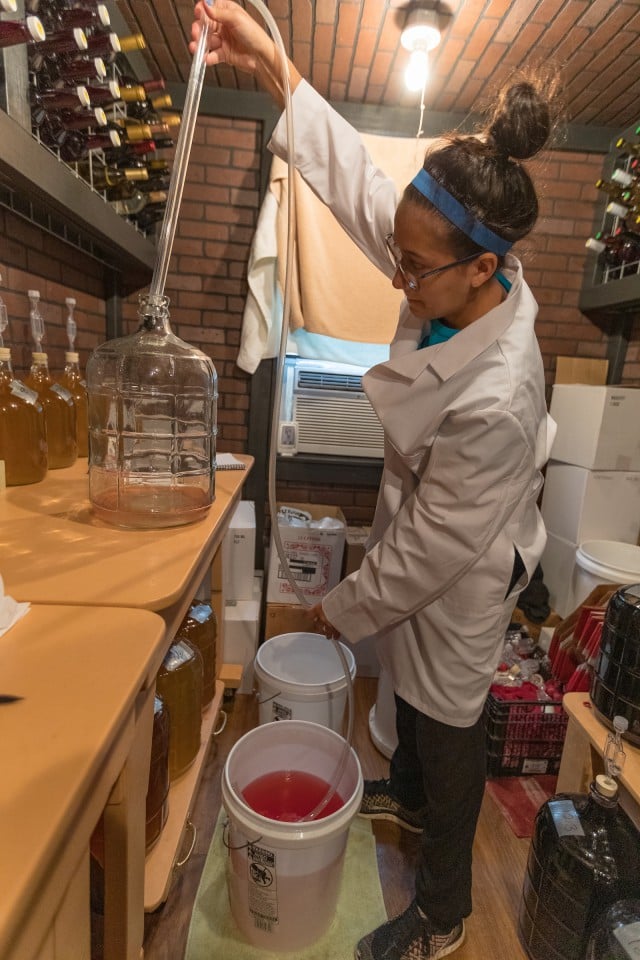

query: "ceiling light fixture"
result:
(401, 8), (441, 93)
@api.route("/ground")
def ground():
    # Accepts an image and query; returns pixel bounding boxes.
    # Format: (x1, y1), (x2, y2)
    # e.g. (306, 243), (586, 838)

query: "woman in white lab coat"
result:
(193, 6), (558, 959)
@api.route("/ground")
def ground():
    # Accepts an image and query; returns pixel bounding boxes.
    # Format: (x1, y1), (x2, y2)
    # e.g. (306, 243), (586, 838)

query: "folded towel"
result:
(185, 811), (387, 960)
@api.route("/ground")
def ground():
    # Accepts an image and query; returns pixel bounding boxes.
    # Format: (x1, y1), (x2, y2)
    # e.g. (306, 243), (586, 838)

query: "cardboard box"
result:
(222, 500), (256, 602)
(541, 462), (640, 545)
(549, 385), (640, 471)
(266, 502), (346, 605)
(264, 602), (314, 640)
(342, 526), (371, 578)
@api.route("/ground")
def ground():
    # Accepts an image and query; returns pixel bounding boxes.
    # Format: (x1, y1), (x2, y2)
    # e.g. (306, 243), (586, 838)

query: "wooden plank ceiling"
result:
(115, 0), (640, 130)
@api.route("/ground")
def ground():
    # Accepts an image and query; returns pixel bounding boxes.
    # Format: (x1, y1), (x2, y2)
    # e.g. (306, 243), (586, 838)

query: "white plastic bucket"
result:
(368, 665), (398, 759)
(221, 719), (363, 952)
(572, 539), (640, 609)
(254, 632), (356, 731)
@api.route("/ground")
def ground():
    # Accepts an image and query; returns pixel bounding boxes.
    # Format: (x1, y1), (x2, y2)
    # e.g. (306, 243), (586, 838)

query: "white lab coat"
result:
(270, 82), (552, 727)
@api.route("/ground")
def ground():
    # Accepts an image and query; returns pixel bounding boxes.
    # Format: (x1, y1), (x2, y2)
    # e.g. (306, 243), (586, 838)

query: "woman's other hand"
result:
(308, 602), (341, 640)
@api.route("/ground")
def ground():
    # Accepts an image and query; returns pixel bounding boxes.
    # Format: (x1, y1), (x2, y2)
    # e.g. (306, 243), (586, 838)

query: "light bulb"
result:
(405, 48), (429, 92)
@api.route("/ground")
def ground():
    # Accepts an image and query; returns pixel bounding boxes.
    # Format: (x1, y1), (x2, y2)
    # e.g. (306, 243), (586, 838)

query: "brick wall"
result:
(3, 115), (639, 528)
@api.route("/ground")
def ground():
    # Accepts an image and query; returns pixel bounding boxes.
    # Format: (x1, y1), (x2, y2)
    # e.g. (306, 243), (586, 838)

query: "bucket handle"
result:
(255, 688), (282, 706)
(175, 818), (197, 867)
(222, 817), (263, 850)
(212, 709), (228, 737)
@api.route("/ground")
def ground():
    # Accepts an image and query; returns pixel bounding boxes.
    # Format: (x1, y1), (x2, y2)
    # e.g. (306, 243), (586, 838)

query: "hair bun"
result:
(487, 80), (553, 161)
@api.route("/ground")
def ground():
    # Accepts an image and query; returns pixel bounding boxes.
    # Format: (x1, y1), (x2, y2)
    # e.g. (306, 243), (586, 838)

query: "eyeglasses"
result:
(384, 234), (481, 291)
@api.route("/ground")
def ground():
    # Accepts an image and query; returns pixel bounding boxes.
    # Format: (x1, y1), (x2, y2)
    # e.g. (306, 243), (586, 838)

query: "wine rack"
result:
(581, 121), (640, 315)
(0, 0), (166, 290)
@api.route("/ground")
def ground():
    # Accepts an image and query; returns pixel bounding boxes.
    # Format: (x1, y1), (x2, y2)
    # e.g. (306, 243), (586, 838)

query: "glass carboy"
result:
(86, 292), (217, 528)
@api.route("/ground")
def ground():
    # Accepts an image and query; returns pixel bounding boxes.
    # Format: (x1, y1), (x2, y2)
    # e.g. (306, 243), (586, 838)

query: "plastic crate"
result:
(483, 692), (569, 777)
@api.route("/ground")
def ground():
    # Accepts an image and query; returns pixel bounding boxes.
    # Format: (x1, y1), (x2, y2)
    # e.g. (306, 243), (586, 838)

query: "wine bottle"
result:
(611, 168), (633, 188)
(82, 30), (119, 58)
(133, 207), (165, 231)
(111, 188), (168, 216)
(114, 119), (171, 142)
(31, 84), (91, 114)
(31, 26), (88, 56)
(118, 75), (165, 95)
(60, 128), (120, 162)
(33, 54), (107, 86)
(86, 32), (145, 64)
(84, 79), (121, 106)
(106, 140), (158, 164)
(126, 92), (174, 122)
(616, 137), (640, 157)
(595, 178), (629, 204)
(0, 16), (45, 48)
(39, 107), (107, 150)
(40, 3), (110, 34)
(91, 166), (150, 190)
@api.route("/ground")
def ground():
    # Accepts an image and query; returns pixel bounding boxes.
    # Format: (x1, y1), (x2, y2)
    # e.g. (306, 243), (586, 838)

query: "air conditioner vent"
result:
(296, 370), (364, 392)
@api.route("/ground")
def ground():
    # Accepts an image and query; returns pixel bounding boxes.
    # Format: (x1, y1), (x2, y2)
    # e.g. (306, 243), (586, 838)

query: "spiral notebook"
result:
(217, 453), (246, 471)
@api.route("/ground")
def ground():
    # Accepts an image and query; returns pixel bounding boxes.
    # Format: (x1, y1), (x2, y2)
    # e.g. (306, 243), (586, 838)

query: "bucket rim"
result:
(577, 539), (640, 579)
(255, 633), (356, 690)
(222, 719), (363, 842)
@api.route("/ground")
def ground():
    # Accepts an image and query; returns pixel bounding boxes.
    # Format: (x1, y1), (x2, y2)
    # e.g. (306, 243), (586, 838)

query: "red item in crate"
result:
(484, 687), (568, 777)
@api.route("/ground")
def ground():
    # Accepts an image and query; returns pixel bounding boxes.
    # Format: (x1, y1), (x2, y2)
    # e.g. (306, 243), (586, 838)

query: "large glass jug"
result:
(86, 292), (217, 528)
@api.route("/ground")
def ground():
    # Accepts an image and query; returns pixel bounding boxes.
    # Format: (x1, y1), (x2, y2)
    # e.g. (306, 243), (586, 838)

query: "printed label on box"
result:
(521, 759), (549, 775)
(247, 842), (278, 930)
(275, 543), (333, 598)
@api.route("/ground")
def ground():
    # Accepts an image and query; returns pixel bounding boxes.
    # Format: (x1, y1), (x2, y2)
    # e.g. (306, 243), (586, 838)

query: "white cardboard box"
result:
(266, 502), (346, 605)
(540, 531), (578, 618)
(541, 462), (640, 545)
(223, 575), (262, 695)
(222, 500), (256, 602)
(549, 385), (640, 471)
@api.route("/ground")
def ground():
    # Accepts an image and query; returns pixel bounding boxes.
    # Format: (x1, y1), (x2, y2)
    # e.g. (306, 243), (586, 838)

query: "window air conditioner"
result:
(278, 356), (384, 458)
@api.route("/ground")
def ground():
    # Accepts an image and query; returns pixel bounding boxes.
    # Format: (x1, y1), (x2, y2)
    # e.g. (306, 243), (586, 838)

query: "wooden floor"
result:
(142, 678), (531, 960)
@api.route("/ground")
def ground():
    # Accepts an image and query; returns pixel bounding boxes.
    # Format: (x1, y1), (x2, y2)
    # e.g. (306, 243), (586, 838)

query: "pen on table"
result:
(0, 695), (23, 704)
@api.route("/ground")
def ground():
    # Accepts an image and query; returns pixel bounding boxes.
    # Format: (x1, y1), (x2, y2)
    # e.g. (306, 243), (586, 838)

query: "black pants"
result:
(389, 695), (486, 931)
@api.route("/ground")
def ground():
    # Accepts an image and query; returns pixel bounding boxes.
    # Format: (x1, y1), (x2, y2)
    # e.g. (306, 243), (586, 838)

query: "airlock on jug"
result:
(86, 292), (217, 529)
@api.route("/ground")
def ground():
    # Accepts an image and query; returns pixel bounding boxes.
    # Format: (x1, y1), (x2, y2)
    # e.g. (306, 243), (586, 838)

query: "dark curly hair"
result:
(404, 71), (561, 260)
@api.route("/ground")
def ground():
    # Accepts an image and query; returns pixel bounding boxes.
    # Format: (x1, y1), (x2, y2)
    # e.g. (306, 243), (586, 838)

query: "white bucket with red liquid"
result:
(221, 719), (363, 952)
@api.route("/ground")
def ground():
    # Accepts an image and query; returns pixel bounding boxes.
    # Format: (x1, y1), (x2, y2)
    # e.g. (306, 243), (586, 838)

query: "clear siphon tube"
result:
(148, 3), (211, 301)
(242, 0), (355, 824)
(169, 0), (354, 823)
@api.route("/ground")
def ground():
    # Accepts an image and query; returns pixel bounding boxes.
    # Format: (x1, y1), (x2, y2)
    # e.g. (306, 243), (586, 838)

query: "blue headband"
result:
(410, 169), (512, 257)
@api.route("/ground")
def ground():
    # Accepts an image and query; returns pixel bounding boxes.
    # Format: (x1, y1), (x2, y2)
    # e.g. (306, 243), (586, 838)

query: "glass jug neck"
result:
(138, 293), (172, 333)
(31, 352), (50, 374)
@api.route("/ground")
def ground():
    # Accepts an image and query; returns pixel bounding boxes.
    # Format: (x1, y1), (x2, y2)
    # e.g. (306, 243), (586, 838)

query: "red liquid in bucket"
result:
(242, 770), (344, 821)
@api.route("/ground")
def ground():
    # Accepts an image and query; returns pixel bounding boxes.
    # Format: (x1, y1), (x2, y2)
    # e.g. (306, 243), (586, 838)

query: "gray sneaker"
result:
(358, 779), (424, 833)
(355, 900), (465, 960)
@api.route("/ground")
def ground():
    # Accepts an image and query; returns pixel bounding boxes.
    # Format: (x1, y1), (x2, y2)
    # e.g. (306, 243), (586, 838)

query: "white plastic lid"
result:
(97, 4), (110, 26)
(93, 107), (107, 126)
(65, 352), (79, 362)
(0, 347), (11, 360)
(94, 58), (107, 79)
(0, 0), (18, 13)
(109, 80), (121, 100)
(108, 33), (120, 52)
(585, 238), (606, 253)
(108, 129), (121, 147)
(73, 28), (88, 51)
(76, 86), (90, 108)
(607, 201), (629, 218)
(595, 774), (618, 799)
(26, 16), (46, 43)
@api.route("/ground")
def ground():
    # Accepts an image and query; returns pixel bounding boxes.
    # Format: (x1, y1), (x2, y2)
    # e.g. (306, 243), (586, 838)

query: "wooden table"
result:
(0, 457), (252, 959)
(0, 605), (166, 960)
(557, 691), (640, 829)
